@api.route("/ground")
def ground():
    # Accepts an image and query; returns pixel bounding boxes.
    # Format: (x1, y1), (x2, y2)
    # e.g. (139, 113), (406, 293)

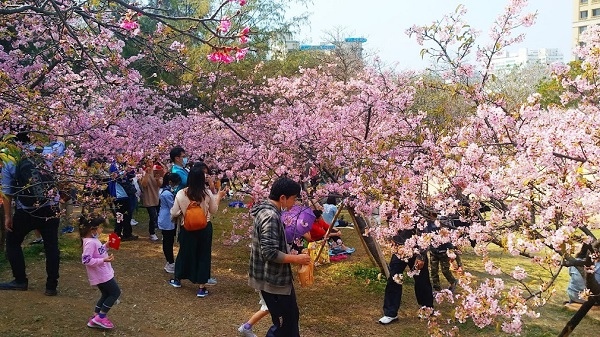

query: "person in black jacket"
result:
(108, 161), (138, 241)
(378, 216), (434, 325)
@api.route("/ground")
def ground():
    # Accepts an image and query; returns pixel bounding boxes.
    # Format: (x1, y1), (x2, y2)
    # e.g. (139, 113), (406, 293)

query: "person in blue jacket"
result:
(169, 146), (188, 193)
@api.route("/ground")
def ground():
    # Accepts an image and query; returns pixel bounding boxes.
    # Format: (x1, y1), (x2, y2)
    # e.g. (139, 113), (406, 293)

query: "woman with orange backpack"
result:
(168, 163), (227, 297)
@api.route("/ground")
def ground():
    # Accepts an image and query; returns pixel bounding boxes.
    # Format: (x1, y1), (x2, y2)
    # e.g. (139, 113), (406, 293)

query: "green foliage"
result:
(0, 134), (21, 165)
(349, 264), (389, 292)
(410, 72), (475, 135)
(120, 0), (313, 119)
(351, 264), (382, 280)
(536, 60), (585, 109)
(265, 50), (324, 77)
(147, 0), (210, 18)
(59, 235), (84, 261)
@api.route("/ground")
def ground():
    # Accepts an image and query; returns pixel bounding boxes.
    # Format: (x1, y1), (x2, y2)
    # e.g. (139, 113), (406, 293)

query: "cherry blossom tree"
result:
(201, 1), (600, 335)
(0, 0), (254, 196)
(3, 0), (600, 335)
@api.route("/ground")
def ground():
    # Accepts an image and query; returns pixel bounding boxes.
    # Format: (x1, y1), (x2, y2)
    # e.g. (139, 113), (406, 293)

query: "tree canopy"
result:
(2, 0), (600, 335)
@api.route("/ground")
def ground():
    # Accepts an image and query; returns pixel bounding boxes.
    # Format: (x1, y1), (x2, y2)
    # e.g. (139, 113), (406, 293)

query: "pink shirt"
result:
(82, 237), (114, 285)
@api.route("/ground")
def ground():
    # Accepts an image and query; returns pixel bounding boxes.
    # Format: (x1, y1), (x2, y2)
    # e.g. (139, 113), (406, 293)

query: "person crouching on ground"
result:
(310, 209), (355, 255)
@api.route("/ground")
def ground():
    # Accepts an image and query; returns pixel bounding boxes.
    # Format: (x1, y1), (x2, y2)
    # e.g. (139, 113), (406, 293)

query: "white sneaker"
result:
(378, 315), (398, 325)
(149, 234), (159, 241)
(130, 219), (138, 226)
(237, 324), (257, 337)
(206, 278), (217, 286)
(164, 262), (175, 274)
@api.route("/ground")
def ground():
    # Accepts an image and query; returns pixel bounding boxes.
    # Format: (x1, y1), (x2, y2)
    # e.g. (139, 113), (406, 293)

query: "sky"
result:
(286, 0), (573, 70)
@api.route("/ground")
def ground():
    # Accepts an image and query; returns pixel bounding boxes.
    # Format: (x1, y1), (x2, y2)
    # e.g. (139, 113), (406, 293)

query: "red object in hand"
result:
(107, 233), (121, 250)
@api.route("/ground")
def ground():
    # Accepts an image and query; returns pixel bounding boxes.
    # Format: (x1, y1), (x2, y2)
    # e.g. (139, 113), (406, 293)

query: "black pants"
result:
(383, 254), (433, 317)
(5, 206), (60, 290)
(113, 198), (132, 238)
(162, 229), (176, 264)
(145, 206), (159, 235)
(95, 278), (121, 314)
(262, 287), (300, 337)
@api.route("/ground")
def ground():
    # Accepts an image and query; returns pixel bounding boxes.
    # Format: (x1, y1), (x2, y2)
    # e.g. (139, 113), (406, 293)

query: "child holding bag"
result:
(80, 214), (121, 329)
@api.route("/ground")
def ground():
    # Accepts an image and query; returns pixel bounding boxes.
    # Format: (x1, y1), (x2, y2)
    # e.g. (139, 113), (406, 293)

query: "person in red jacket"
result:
(310, 210), (355, 254)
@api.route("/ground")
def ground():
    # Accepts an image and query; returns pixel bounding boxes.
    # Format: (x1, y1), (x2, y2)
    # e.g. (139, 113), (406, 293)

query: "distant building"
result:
(268, 35), (367, 60)
(490, 48), (564, 72)
(572, 0), (600, 48)
(267, 33), (299, 60)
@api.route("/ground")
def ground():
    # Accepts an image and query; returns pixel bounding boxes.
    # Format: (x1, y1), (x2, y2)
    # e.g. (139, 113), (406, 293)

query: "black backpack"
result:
(119, 178), (137, 197)
(15, 155), (57, 207)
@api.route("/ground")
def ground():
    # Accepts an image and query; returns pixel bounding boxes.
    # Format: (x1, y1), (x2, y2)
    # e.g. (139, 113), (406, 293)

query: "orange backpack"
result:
(183, 199), (208, 231)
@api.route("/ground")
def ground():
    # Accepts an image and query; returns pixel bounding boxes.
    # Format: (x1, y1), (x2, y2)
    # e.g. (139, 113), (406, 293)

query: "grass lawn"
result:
(0, 200), (599, 336)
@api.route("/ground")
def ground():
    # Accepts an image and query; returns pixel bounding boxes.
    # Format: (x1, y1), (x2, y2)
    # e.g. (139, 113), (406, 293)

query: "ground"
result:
(1, 203), (600, 337)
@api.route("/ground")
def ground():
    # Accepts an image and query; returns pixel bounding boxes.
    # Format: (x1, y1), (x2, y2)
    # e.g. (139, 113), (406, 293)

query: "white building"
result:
(490, 48), (564, 72)
(267, 33), (300, 60)
(268, 35), (366, 60)
(572, 0), (600, 49)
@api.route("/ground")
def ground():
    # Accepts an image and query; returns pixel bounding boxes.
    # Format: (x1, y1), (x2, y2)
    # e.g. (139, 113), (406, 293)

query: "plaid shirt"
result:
(248, 201), (293, 294)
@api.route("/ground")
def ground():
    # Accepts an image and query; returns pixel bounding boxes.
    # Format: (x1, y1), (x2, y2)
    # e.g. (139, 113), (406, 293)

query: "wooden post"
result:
(347, 207), (390, 279)
(311, 201), (390, 279)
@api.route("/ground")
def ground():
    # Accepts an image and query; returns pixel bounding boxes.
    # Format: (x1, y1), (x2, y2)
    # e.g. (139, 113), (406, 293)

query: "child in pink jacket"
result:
(80, 214), (121, 329)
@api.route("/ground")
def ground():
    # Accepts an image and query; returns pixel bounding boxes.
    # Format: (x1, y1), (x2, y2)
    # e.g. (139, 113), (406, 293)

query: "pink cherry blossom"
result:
(120, 20), (139, 31)
(169, 41), (186, 53)
(235, 47), (248, 60)
(218, 18), (231, 33)
(511, 266), (527, 281)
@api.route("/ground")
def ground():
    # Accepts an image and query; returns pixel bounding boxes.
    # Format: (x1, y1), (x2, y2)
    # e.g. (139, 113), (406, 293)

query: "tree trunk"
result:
(558, 299), (595, 337)
(347, 207), (390, 278)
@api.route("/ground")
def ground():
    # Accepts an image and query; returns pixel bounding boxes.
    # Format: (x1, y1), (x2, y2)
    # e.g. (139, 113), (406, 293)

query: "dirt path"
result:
(0, 216), (397, 337)
(2, 212), (599, 337)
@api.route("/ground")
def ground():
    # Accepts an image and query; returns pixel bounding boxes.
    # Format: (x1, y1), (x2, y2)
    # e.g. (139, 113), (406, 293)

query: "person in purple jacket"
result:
(80, 214), (121, 330)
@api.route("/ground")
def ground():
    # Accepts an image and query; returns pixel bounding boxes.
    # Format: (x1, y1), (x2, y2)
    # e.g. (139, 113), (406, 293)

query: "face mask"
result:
(182, 157), (189, 166)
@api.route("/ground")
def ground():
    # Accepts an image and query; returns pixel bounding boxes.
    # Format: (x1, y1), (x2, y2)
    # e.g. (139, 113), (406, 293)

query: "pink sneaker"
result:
(86, 315), (99, 328)
(92, 315), (114, 329)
